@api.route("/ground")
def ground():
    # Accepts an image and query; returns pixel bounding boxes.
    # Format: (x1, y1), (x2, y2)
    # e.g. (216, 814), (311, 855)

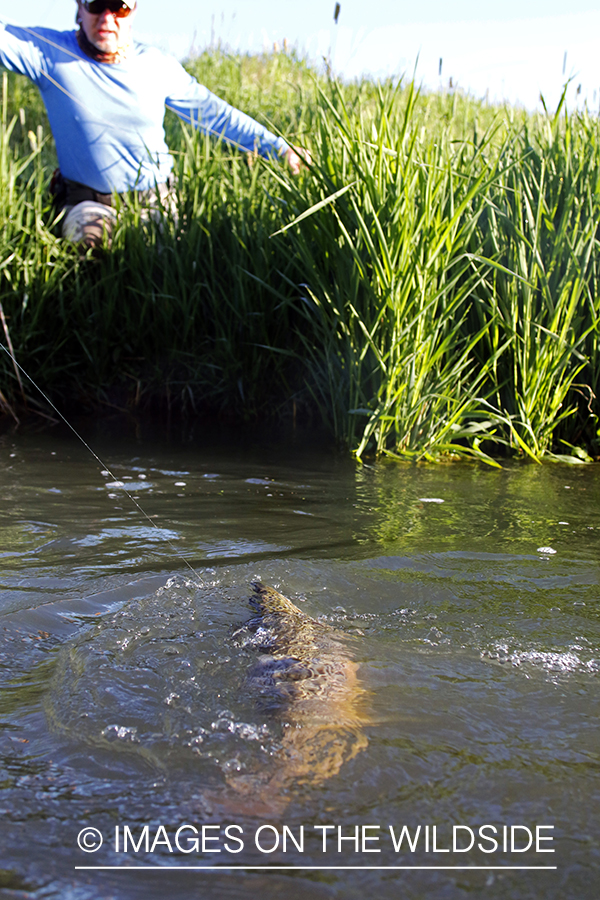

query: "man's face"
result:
(78, 2), (136, 54)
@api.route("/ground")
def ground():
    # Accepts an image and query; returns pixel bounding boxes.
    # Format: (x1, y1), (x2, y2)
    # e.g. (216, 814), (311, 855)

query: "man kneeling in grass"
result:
(0, 1), (309, 246)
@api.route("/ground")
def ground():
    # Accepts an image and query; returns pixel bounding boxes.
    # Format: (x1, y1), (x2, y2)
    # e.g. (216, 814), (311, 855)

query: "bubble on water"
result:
(424, 627), (443, 643)
(518, 650), (597, 673)
(102, 724), (139, 742)
(484, 642), (599, 676)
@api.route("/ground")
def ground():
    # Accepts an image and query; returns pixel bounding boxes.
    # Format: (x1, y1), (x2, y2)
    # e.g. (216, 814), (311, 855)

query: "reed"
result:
(1, 54), (599, 461)
(271, 81), (507, 461)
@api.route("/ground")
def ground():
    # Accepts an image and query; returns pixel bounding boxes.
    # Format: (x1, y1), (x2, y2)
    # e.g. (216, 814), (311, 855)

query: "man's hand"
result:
(285, 146), (312, 175)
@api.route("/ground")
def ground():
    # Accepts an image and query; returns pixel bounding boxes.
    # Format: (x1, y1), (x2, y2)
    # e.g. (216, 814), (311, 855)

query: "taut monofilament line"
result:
(0, 339), (205, 587)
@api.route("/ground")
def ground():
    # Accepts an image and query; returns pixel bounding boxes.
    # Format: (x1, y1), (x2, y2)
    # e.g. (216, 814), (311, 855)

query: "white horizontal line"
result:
(75, 865), (558, 871)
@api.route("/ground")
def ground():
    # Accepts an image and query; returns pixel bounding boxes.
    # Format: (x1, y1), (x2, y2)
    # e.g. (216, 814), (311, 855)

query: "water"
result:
(0, 418), (598, 899)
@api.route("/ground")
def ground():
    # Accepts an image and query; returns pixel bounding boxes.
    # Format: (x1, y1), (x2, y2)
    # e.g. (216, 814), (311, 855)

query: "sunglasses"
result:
(81, 1), (134, 17)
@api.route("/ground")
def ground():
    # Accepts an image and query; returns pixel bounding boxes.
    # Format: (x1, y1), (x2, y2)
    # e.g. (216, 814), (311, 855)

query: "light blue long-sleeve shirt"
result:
(0, 23), (289, 193)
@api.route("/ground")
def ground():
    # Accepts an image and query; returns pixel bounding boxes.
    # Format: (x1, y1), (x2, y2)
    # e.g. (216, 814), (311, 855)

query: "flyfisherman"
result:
(0, 1), (309, 245)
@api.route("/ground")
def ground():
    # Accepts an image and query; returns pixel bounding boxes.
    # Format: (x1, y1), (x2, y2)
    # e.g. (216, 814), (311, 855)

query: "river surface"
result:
(0, 418), (598, 900)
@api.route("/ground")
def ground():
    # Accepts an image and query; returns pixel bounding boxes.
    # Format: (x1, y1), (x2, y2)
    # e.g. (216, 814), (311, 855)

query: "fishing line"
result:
(0, 14), (290, 589)
(0, 16), (288, 582)
(0, 338), (204, 588)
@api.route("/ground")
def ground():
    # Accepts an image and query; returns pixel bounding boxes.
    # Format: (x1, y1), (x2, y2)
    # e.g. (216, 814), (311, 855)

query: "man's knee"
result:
(62, 201), (116, 246)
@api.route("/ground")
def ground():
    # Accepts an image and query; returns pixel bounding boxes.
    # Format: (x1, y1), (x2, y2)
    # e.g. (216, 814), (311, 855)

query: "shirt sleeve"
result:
(0, 23), (47, 85)
(164, 59), (289, 159)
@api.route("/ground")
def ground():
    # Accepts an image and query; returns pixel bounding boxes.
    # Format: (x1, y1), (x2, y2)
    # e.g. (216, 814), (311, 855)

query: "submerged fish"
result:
(223, 582), (369, 807)
(44, 578), (368, 817)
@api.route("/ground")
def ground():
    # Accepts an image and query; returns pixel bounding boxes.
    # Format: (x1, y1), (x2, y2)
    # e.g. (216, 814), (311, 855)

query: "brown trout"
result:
(222, 581), (369, 809)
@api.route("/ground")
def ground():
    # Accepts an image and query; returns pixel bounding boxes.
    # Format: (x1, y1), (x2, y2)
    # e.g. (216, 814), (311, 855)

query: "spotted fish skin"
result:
(245, 582), (363, 717)
(248, 581), (306, 618)
(221, 581), (369, 810)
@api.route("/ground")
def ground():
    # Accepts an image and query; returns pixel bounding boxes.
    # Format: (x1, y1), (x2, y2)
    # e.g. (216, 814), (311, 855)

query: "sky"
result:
(8, 1), (600, 111)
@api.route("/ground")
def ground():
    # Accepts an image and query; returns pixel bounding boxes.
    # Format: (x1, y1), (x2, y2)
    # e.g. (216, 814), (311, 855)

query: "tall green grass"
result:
(1, 53), (599, 461)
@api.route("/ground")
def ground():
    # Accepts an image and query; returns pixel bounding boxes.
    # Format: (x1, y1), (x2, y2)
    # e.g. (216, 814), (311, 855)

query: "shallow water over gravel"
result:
(0, 419), (598, 899)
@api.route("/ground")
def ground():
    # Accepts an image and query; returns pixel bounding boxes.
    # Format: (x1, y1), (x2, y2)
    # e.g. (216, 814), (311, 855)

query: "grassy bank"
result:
(1, 51), (599, 462)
